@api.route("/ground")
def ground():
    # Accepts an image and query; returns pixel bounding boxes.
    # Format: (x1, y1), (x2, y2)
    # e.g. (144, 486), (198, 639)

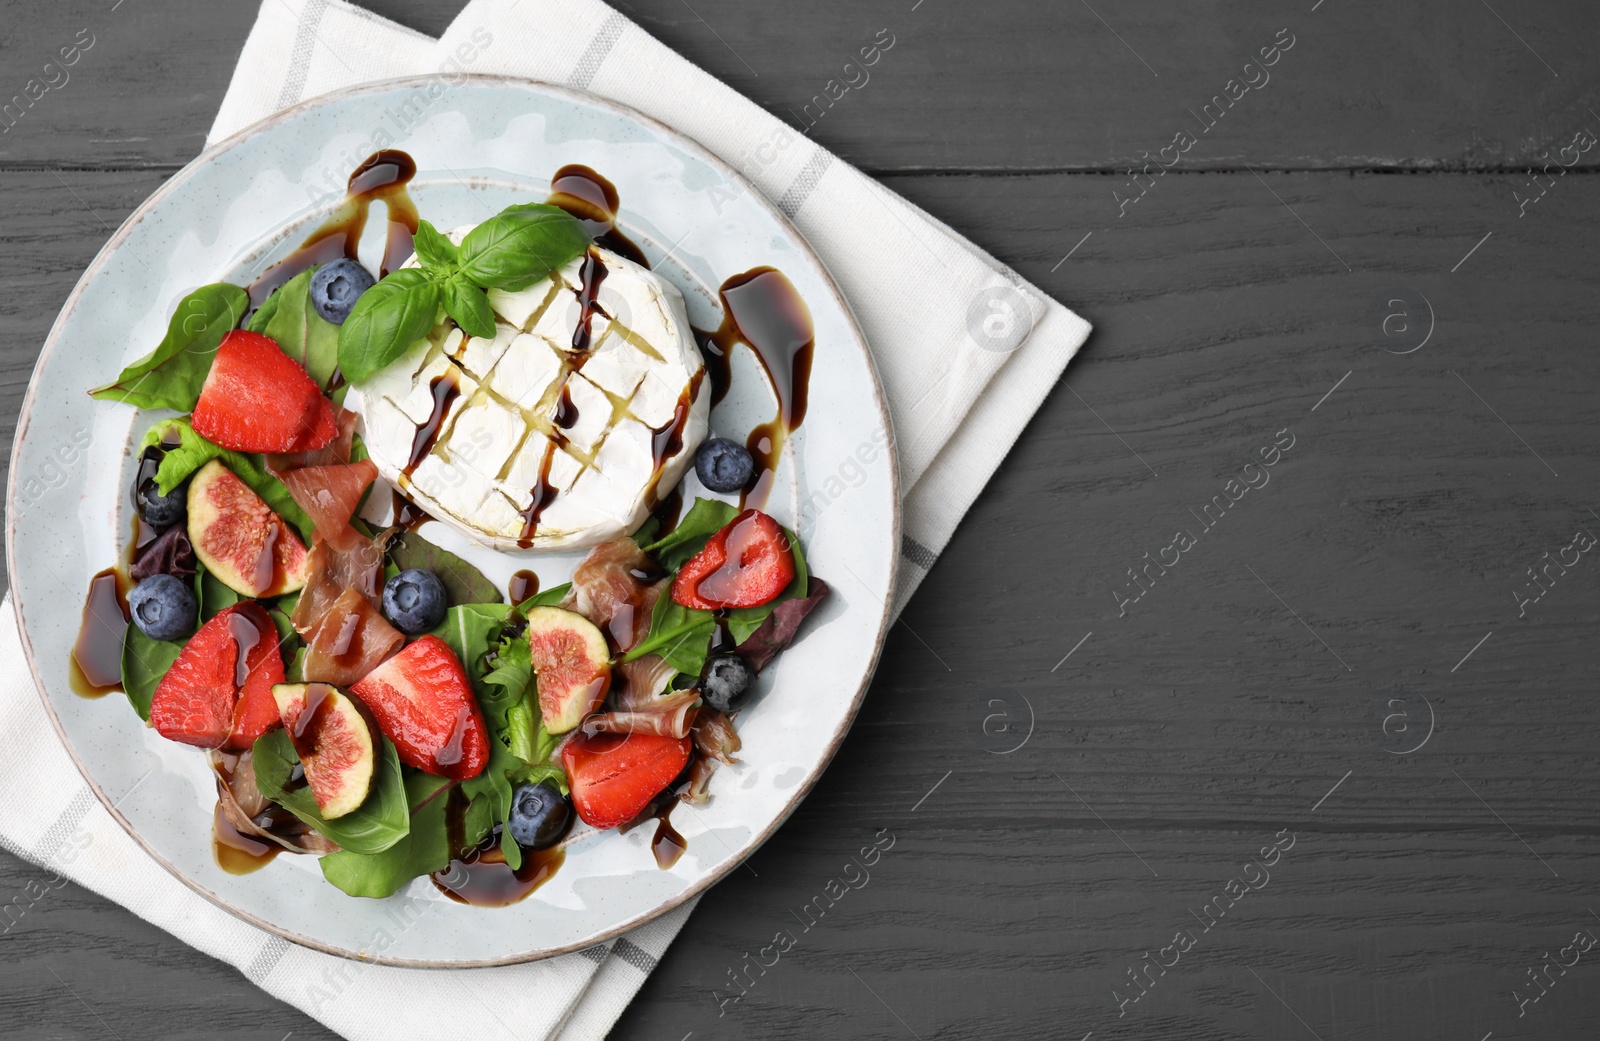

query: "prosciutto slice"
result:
(566, 538), (676, 707)
(281, 460), (378, 551)
(583, 688), (701, 739)
(299, 586), (405, 686)
(290, 528), (394, 635)
(210, 750), (338, 855)
(267, 404), (357, 474)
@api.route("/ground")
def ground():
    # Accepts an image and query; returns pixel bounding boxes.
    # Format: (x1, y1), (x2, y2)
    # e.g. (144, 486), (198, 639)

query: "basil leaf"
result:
(90, 284), (249, 410)
(253, 729), (411, 855)
(247, 267), (341, 391)
(120, 624), (185, 721)
(411, 219), (459, 274)
(443, 273), (497, 338)
(139, 419), (314, 542)
(642, 497), (739, 570)
(388, 531), (504, 606)
(338, 268), (442, 384)
(319, 772), (453, 898)
(458, 204), (592, 291)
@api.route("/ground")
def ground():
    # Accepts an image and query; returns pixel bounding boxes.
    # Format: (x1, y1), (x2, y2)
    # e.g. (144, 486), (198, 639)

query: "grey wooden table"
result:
(5, 1), (1600, 1038)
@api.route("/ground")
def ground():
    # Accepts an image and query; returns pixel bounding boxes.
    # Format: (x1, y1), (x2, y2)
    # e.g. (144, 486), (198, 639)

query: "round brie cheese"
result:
(353, 233), (709, 551)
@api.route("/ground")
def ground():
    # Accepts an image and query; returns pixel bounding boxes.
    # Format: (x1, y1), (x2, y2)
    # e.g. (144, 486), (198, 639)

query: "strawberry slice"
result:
(150, 603), (284, 749)
(671, 509), (796, 610)
(561, 732), (692, 829)
(192, 330), (337, 453)
(350, 635), (488, 780)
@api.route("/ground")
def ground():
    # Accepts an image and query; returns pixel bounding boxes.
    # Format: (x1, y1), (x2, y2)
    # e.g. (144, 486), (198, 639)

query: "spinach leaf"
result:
(119, 624), (184, 721)
(621, 589), (715, 674)
(90, 284), (249, 410)
(337, 268), (442, 384)
(642, 497), (738, 570)
(318, 772), (453, 899)
(247, 267), (341, 390)
(388, 531), (503, 606)
(196, 565), (241, 620)
(458, 204), (592, 291)
(443, 272), (497, 338)
(410, 220), (459, 273)
(516, 582), (570, 613)
(140, 418), (314, 541)
(253, 729), (410, 855)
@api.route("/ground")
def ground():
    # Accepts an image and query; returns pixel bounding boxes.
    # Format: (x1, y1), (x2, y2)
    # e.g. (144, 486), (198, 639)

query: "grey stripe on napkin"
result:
(276, 0), (331, 110)
(778, 150), (835, 219)
(568, 12), (627, 91)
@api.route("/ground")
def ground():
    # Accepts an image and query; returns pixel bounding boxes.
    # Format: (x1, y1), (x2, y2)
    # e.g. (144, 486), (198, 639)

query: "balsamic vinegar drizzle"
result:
(402, 371), (462, 480)
(508, 569), (540, 604)
(694, 267), (816, 510)
(548, 165), (648, 267)
(69, 569), (128, 698)
(247, 149), (420, 313)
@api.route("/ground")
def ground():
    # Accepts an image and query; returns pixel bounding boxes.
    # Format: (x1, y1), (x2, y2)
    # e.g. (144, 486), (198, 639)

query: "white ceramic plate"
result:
(6, 76), (898, 966)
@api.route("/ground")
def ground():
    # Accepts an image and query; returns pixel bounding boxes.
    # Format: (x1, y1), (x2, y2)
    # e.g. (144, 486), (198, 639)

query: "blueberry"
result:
(136, 477), (187, 529)
(507, 782), (571, 850)
(694, 437), (755, 493)
(128, 574), (197, 642)
(700, 654), (753, 713)
(309, 258), (376, 325)
(381, 568), (447, 634)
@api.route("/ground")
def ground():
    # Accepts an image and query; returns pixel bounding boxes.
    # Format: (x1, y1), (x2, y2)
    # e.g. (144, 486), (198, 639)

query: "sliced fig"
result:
(526, 606), (612, 734)
(271, 683), (376, 819)
(187, 459), (309, 597)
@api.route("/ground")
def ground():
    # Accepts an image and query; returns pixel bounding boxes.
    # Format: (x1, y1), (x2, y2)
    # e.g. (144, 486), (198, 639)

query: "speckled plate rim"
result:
(6, 73), (900, 967)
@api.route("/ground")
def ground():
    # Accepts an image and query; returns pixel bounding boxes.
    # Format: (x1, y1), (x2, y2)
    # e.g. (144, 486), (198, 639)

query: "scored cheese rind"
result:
(351, 230), (709, 551)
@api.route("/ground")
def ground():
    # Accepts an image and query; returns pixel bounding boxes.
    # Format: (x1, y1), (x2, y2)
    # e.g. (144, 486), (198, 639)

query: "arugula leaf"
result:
(411, 220), (459, 272)
(120, 624), (184, 721)
(139, 419), (314, 542)
(90, 284), (249, 410)
(458, 203), (592, 291)
(516, 582), (571, 613)
(337, 268), (442, 384)
(253, 729), (411, 855)
(246, 267), (341, 390)
(642, 497), (739, 570)
(388, 531), (503, 606)
(318, 773), (453, 899)
(443, 273), (497, 338)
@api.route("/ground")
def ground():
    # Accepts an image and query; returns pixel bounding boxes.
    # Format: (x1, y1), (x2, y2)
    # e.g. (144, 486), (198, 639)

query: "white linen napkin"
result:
(0, 1), (1090, 1038)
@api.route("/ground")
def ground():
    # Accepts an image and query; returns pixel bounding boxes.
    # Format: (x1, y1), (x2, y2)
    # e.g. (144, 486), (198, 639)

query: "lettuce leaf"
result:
(318, 773), (454, 899)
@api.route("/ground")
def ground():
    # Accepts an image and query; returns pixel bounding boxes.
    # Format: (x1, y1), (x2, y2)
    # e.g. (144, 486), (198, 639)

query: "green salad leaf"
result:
(337, 268), (442, 384)
(90, 284), (249, 410)
(139, 418), (314, 541)
(516, 582), (570, 614)
(640, 497), (738, 569)
(120, 624), (184, 721)
(246, 267), (341, 390)
(319, 773), (454, 899)
(632, 497), (813, 651)
(458, 203), (592, 291)
(388, 531), (503, 606)
(196, 565), (241, 621)
(253, 729), (411, 855)
(621, 590), (715, 673)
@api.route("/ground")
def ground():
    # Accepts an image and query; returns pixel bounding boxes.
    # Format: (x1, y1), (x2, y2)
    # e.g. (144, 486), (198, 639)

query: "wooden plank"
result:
(1, 0), (1599, 171)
